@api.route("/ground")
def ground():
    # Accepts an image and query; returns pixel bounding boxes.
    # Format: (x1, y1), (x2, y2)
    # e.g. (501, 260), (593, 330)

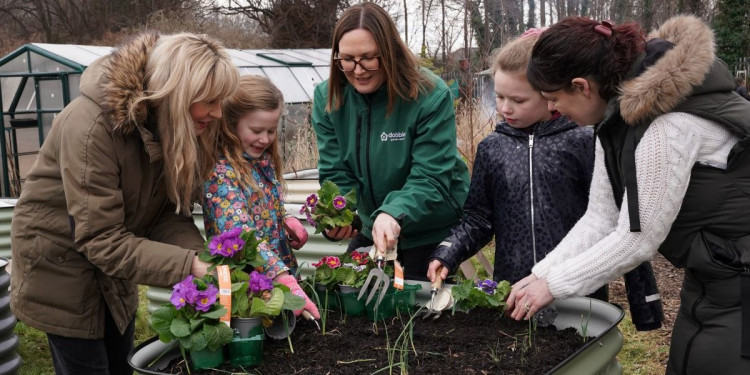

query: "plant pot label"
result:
(217, 265), (232, 326)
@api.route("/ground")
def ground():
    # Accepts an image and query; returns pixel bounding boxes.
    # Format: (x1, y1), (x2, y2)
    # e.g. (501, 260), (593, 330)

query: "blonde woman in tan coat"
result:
(10, 32), (238, 374)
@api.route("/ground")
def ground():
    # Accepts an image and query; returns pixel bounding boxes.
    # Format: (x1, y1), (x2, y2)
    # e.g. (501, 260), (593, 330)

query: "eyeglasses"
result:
(334, 56), (381, 72)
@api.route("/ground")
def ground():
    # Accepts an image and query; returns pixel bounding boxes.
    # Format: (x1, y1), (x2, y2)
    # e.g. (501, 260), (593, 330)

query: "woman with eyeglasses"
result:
(312, 2), (469, 280)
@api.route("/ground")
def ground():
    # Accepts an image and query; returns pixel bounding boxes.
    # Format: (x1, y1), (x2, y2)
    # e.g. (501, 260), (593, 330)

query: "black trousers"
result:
(46, 307), (135, 375)
(347, 234), (436, 281)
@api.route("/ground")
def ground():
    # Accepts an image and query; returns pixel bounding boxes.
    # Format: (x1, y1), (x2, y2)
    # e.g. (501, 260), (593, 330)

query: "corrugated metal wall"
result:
(0, 206), (13, 260)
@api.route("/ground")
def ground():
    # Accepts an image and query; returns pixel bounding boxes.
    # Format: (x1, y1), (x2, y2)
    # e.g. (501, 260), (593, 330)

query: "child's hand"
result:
(427, 259), (449, 283)
(276, 274), (321, 319)
(283, 216), (308, 249)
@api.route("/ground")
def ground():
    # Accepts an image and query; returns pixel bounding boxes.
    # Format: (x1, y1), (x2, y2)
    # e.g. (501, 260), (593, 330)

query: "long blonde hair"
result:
(134, 33), (239, 215)
(217, 75), (286, 194)
(326, 2), (433, 115)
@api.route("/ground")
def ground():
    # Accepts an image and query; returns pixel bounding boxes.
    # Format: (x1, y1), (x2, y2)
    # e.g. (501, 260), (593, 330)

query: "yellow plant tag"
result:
(393, 260), (404, 290)
(216, 265), (232, 326)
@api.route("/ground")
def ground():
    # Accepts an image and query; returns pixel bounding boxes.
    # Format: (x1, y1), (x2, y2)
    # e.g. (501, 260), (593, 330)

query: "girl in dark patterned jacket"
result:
(427, 30), (594, 285)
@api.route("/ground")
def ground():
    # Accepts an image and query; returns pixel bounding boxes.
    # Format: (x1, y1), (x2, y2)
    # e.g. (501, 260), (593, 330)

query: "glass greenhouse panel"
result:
(1, 77), (22, 112)
(291, 67), (325, 100)
(16, 79), (37, 112)
(281, 50), (330, 65)
(263, 68), (307, 103)
(33, 44), (109, 67)
(0, 54), (30, 75)
(38, 80), (64, 110)
(229, 50), (267, 66)
(315, 67), (329, 81)
(42, 112), (55, 140)
(69, 74), (82, 100)
(29, 53), (74, 73)
(238, 67), (265, 77)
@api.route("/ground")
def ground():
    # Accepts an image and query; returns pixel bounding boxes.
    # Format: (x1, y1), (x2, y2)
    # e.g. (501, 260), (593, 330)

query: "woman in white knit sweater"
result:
(504, 16), (750, 374)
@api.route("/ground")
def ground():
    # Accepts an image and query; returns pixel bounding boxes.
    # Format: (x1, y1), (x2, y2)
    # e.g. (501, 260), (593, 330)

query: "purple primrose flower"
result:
(476, 279), (498, 295)
(194, 284), (219, 312)
(170, 275), (199, 309)
(306, 194), (319, 207)
(248, 271), (274, 294)
(332, 196), (346, 210)
(305, 212), (316, 226)
(209, 227), (245, 257)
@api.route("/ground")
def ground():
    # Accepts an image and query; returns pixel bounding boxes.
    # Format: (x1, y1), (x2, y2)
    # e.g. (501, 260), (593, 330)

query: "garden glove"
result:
(283, 215), (308, 250)
(276, 274), (320, 319)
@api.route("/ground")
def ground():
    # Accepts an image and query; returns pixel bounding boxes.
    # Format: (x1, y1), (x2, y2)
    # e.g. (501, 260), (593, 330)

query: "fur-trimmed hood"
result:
(619, 15), (716, 125)
(80, 32), (160, 136)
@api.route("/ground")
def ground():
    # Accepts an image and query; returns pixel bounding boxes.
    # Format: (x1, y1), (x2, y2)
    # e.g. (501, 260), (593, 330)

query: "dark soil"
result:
(161, 307), (588, 374)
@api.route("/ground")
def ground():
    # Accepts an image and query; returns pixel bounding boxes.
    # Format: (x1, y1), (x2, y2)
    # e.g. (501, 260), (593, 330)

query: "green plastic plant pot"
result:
(228, 335), (264, 367)
(231, 317), (264, 339)
(338, 286), (366, 316)
(393, 283), (422, 313)
(189, 346), (224, 370)
(314, 284), (340, 310)
(366, 287), (396, 321)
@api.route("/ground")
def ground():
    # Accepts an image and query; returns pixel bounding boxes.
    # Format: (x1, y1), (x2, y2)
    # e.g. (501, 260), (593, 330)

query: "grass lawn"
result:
(15, 286), (156, 375)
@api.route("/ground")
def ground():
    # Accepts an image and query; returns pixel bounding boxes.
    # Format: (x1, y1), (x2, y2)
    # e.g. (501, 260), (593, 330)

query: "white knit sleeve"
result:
(531, 138), (619, 278)
(541, 114), (711, 299)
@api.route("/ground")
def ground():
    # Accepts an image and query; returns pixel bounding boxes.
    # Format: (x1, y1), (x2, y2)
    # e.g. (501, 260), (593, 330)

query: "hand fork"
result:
(358, 253), (390, 306)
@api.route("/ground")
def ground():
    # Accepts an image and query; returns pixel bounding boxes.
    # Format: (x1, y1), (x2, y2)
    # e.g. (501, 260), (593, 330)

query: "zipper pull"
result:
(529, 134), (535, 148)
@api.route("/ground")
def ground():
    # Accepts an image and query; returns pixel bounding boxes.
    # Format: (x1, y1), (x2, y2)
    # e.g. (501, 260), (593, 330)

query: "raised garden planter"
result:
(130, 282), (624, 375)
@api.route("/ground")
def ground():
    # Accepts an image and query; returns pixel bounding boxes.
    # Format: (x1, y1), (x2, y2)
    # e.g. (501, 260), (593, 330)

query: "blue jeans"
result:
(46, 307), (135, 375)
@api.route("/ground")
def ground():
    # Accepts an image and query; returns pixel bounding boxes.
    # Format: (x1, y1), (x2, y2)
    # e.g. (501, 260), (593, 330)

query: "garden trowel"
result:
(358, 243), (397, 306)
(423, 266), (453, 320)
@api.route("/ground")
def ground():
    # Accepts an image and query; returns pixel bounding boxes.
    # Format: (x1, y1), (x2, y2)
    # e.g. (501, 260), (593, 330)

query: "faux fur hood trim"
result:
(619, 15), (715, 125)
(99, 31), (160, 135)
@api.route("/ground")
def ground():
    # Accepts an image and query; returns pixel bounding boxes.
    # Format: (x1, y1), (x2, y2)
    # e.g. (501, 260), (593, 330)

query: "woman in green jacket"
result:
(312, 2), (470, 280)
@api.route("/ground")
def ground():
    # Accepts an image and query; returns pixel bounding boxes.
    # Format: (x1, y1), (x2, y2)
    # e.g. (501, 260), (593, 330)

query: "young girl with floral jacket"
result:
(202, 75), (319, 319)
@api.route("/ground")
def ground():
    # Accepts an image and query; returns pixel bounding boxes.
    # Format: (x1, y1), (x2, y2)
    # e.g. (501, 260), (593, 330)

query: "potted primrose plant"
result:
(200, 227), (305, 363)
(300, 180), (361, 234)
(149, 275), (234, 371)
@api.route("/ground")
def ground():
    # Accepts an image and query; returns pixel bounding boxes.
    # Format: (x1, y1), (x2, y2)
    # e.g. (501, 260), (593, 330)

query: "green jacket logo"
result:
(380, 132), (406, 142)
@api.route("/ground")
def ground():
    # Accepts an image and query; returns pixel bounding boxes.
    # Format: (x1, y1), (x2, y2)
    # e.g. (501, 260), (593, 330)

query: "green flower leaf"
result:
(170, 317), (192, 338)
(150, 306), (177, 338)
(202, 306), (227, 320)
(282, 291), (306, 311)
(249, 287), (284, 317)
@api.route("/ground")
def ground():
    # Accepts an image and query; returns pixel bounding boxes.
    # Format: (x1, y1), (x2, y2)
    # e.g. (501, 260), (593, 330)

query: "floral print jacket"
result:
(202, 153), (297, 278)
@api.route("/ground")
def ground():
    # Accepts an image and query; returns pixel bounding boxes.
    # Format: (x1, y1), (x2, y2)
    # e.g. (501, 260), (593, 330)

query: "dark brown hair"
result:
(527, 17), (646, 101)
(326, 2), (433, 114)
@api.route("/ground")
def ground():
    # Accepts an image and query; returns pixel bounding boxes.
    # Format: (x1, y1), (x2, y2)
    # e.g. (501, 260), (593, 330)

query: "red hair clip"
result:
(594, 20), (613, 37)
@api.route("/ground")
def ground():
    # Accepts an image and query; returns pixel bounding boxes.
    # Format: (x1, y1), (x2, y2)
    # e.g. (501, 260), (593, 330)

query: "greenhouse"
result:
(0, 43), (330, 197)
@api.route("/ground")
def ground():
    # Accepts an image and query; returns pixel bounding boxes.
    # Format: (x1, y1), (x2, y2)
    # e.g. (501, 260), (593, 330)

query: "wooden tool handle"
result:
(431, 265), (444, 290)
(301, 310), (315, 321)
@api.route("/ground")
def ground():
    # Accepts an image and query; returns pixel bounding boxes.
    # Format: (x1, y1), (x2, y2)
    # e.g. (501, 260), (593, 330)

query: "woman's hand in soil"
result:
(276, 273), (321, 319)
(283, 215), (308, 249)
(508, 276), (554, 321)
(427, 259), (449, 283)
(324, 225), (358, 240)
(372, 213), (400, 256)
